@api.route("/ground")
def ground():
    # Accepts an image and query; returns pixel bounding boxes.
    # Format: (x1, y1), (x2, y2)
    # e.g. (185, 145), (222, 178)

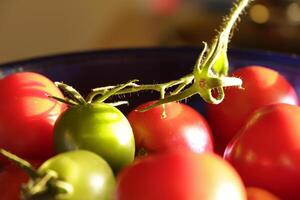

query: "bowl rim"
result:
(0, 46), (299, 68)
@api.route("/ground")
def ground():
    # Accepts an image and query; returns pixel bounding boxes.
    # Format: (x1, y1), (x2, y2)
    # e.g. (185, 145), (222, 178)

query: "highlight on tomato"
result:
(127, 101), (214, 155)
(206, 66), (299, 154)
(224, 103), (300, 200)
(0, 72), (66, 164)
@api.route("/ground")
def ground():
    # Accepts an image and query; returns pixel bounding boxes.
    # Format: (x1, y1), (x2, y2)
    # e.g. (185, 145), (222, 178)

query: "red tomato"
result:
(116, 151), (246, 200)
(224, 103), (300, 200)
(0, 72), (66, 163)
(246, 187), (280, 200)
(127, 101), (213, 155)
(0, 161), (42, 200)
(149, 0), (182, 15)
(206, 66), (298, 154)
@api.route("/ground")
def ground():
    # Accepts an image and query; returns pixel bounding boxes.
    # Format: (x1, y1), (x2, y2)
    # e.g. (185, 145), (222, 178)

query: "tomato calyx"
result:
(50, 79), (139, 107)
(22, 170), (73, 200)
(136, 147), (149, 157)
(0, 149), (72, 200)
(48, 83), (86, 106)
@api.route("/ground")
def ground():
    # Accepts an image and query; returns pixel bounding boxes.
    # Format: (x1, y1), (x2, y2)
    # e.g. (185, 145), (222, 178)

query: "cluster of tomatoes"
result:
(0, 64), (299, 200)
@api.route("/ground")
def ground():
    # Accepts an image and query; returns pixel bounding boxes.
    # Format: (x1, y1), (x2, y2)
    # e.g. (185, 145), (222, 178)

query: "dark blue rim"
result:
(1, 46), (299, 68)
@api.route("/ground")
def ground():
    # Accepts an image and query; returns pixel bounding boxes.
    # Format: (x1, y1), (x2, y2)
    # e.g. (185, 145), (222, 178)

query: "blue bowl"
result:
(0, 47), (299, 114)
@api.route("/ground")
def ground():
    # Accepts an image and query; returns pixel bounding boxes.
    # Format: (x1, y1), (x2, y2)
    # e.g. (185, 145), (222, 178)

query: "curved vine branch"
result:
(89, 0), (252, 109)
(51, 0), (253, 114)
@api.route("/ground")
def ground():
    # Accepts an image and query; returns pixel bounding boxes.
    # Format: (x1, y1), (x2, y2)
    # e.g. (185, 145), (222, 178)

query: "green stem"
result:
(202, 0), (251, 71)
(106, 101), (129, 107)
(194, 42), (208, 74)
(0, 149), (72, 200)
(48, 95), (78, 106)
(91, 79), (139, 103)
(91, 74), (193, 97)
(220, 0), (252, 40)
(205, 76), (243, 89)
(0, 149), (39, 179)
(139, 85), (198, 112)
(159, 87), (167, 118)
(55, 82), (86, 105)
(21, 170), (73, 200)
(27, 171), (56, 196)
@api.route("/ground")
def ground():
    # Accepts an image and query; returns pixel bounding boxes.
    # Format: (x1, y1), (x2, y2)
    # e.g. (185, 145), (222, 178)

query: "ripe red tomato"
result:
(246, 187), (280, 200)
(206, 66), (298, 154)
(0, 161), (42, 200)
(116, 151), (246, 200)
(224, 103), (300, 200)
(127, 101), (213, 155)
(0, 72), (66, 162)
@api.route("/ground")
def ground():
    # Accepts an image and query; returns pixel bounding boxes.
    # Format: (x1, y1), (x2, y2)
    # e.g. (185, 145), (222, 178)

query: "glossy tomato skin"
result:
(224, 103), (300, 200)
(34, 150), (116, 200)
(127, 101), (213, 154)
(0, 161), (42, 200)
(54, 103), (135, 172)
(206, 66), (298, 154)
(116, 151), (246, 200)
(0, 72), (66, 162)
(246, 187), (280, 200)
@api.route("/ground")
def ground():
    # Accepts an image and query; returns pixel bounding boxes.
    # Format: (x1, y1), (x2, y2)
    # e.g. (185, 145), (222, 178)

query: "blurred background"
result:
(0, 0), (299, 64)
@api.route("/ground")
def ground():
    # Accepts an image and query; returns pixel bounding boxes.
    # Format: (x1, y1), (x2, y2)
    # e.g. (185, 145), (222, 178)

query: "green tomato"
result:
(24, 150), (115, 200)
(54, 103), (135, 172)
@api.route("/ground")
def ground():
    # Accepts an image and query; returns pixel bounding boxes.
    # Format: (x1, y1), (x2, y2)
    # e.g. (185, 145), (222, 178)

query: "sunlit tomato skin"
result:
(206, 66), (298, 154)
(116, 151), (246, 200)
(246, 187), (280, 200)
(127, 101), (213, 155)
(0, 72), (66, 162)
(0, 160), (42, 200)
(29, 150), (116, 200)
(54, 103), (135, 172)
(224, 103), (300, 200)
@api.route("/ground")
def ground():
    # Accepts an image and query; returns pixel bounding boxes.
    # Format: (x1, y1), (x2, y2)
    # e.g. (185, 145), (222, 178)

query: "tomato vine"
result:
(45, 0), (253, 119)
(84, 0), (253, 111)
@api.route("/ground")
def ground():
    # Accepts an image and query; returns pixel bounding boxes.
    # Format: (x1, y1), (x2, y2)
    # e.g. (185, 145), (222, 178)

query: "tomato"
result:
(0, 72), (66, 163)
(116, 151), (246, 200)
(0, 161), (42, 200)
(246, 187), (280, 200)
(224, 103), (300, 200)
(127, 101), (213, 155)
(23, 150), (116, 200)
(54, 103), (135, 172)
(206, 66), (298, 154)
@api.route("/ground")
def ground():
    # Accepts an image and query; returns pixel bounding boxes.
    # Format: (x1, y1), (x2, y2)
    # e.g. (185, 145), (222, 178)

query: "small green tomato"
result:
(54, 103), (135, 172)
(23, 150), (116, 200)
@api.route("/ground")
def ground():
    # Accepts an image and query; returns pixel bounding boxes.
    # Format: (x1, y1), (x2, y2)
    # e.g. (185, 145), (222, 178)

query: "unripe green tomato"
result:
(54, 103), (135, 172)
(32, 150), (115, 200)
